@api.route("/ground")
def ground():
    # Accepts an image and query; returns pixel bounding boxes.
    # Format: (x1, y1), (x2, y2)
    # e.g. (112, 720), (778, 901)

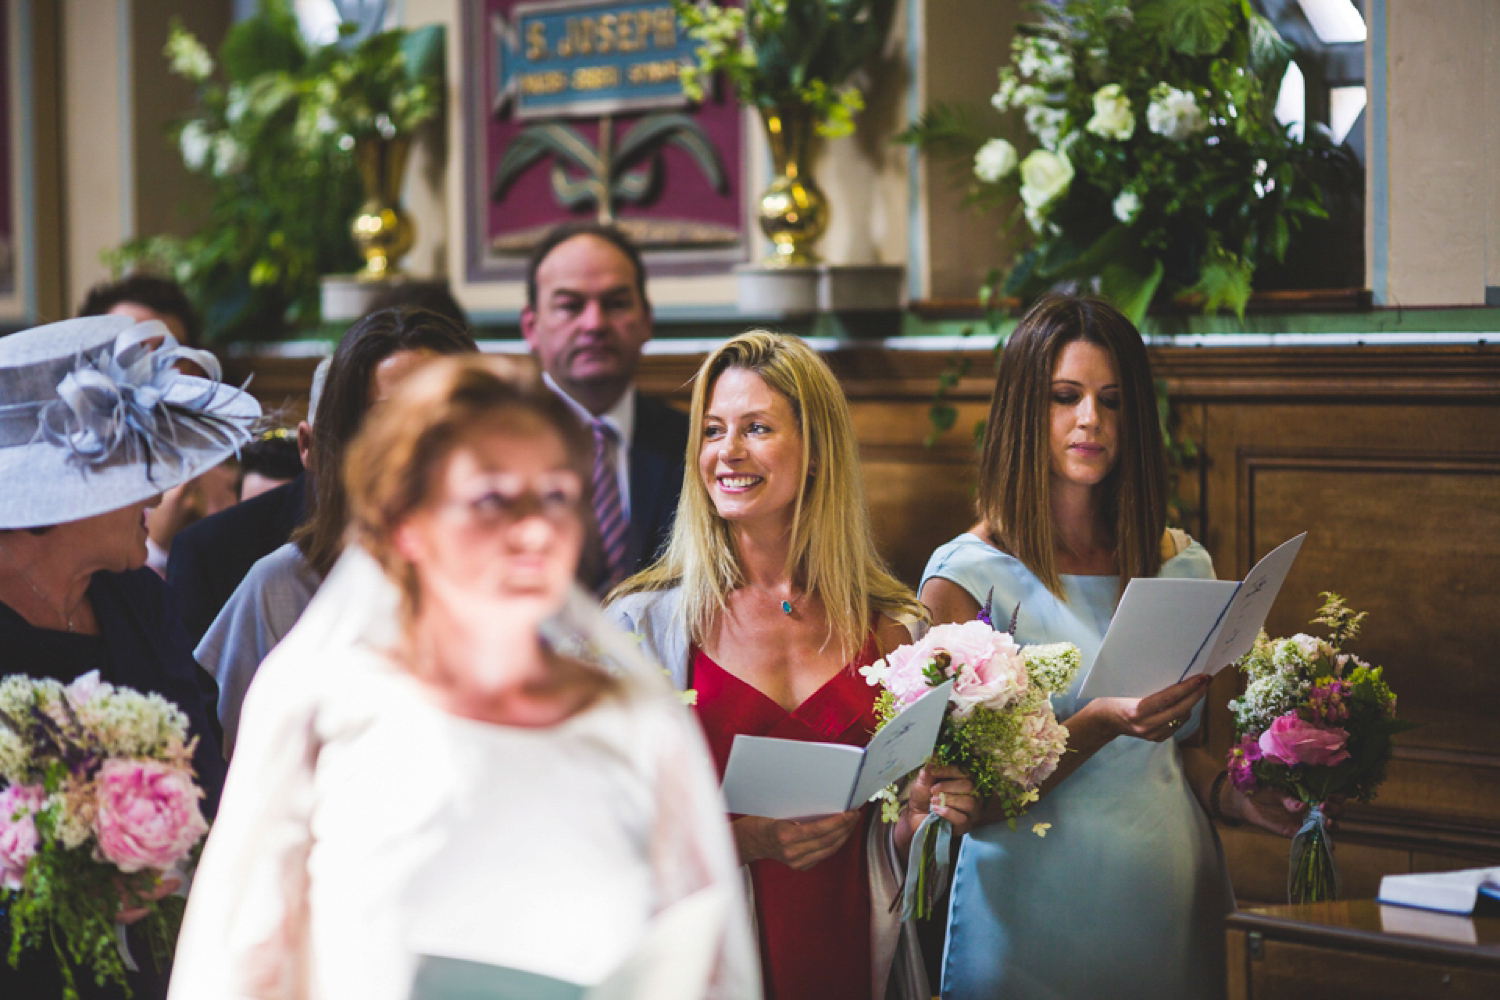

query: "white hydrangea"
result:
(1146, 84), (1207, 141)
(1024, 104), (1069, 150)
(1016, 36), (1071, 85)
(1086, 84), (1135, 141)
(211, 134), (248, 177)
(179, 120), (213, 172)
(973, 138), (1018, 183)
(1022, 642), (1081, 694)
(226, 83), (250, 126)
(1113, 189), (1141, 223)
(991, 71), (1020, 113)
(166, 29), (214, 82)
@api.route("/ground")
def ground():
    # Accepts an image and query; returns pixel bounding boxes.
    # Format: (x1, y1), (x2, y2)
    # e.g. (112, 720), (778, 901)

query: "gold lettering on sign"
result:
(571, 65), (621, 91)
(615, 12), (637, 52)
(520, 71), (568, 95)
(653, 8), (677, 48)
(596, 14), (617, 53)
(525, 21), (548, 60)
(627, 58), (685, 84)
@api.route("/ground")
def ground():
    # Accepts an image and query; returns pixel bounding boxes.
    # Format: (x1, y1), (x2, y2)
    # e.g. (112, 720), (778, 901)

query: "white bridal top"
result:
(168, 548), (758, 1000)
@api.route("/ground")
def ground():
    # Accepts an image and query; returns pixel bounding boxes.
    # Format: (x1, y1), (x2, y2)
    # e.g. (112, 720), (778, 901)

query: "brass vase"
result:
(351, 135), (416, 281)
(756, 105), (828, 267)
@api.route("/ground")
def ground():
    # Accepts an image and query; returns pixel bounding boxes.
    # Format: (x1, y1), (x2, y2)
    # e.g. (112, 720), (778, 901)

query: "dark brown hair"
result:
(976, 294), (1166, 599)
(345, 355), (593, 614)
(524, 222), (648, 310)
(292, 307), (477, 577)
(79, 275), (203, 347)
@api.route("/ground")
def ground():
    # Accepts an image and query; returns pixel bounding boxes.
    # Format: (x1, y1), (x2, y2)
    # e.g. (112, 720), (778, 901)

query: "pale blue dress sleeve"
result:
(922, 533), (1232, 1000)
(195, 543), (323, 760)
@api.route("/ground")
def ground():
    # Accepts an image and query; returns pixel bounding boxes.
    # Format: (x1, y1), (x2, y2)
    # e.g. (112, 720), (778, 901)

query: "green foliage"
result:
(1137, 0), (1236, 57)
(219, 0), (305, 81)
(1312, 592), (1368, 650)
(107, 2), (443, 343)
(907, 0), (1351, 321)
(676, 0), (895, 136)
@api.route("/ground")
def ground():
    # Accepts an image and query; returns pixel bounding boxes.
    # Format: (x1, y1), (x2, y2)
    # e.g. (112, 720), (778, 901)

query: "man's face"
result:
(520, 234), (651, 413)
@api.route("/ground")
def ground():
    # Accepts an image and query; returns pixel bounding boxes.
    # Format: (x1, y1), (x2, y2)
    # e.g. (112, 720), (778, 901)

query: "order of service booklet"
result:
(1075, 533), (1307, 701)
(408, 884), (727, 1000)
(1378, 867), (1500, 915)
(719, 679), (954, 820)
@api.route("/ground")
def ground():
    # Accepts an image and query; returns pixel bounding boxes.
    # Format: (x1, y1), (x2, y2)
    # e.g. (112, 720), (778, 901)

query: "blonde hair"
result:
(345, 355), (593, 619)
(610, 330), (925, 657)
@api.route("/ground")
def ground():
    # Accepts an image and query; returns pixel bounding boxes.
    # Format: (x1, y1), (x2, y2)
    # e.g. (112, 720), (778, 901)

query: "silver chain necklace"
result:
(0, 540), (79, 633)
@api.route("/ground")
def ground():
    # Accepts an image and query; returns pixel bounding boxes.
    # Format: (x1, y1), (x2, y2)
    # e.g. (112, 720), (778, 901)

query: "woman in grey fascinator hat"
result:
(0, 314), (260, 1000)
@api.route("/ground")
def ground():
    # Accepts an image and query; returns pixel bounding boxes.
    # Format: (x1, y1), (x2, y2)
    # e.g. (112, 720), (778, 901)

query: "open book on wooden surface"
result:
(719, 680), (954, 820)
(1076, 533), (1306, 701)
(1378, 867), (1500, 916)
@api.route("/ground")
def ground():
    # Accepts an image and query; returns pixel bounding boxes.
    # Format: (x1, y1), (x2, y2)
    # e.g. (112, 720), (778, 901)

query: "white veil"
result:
(171, 546), (761, 1000)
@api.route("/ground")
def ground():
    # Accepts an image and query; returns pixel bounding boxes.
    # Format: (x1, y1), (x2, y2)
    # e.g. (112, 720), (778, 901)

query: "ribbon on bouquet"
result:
(1288, 802), (1340, 901)
(114, 921), (139, 972)
(900, 811), (953, 922)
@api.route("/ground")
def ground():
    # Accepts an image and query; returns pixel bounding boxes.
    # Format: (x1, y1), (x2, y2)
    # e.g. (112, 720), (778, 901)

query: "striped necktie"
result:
(590, 418), (628, 591)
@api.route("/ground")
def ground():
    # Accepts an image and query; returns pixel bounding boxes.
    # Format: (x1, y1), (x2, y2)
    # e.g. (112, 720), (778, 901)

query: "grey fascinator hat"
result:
(0, 315), (261, 529)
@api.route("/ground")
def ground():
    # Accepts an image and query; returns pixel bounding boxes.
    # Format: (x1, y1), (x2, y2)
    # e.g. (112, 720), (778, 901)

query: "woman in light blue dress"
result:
(920, 295), (1305, 1000)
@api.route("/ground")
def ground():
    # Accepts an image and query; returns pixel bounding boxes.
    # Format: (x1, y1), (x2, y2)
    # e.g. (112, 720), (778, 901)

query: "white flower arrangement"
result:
(1113, 189), (1142, 224)
(1146, 83), (1208, 141)
(973, 138), (1019, 183)
(903, 1), (1347, 322)
(1086, 83), (1135, 141)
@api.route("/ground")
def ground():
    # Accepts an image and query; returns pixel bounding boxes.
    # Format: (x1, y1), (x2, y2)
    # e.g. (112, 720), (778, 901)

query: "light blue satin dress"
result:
(922, 534), (1232, 1000)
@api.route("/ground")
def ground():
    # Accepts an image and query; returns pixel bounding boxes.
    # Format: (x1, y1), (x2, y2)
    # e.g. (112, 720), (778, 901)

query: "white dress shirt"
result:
(542, 373), (635, 521)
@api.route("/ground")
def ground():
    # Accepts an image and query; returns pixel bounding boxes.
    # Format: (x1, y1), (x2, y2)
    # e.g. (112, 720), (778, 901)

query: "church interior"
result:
(0, 1), (1497, 998)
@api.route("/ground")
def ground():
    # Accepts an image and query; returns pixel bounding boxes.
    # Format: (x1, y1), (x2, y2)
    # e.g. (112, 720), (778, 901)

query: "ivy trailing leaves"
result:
(901, 0), (1360, 325)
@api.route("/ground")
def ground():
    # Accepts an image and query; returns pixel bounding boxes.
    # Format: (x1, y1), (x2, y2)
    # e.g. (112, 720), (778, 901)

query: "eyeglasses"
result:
(434, 472), (585, 528)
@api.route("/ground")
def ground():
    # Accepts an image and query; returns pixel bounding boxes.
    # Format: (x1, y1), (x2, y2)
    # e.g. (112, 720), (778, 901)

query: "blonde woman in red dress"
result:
(610, 331), (978, 1000)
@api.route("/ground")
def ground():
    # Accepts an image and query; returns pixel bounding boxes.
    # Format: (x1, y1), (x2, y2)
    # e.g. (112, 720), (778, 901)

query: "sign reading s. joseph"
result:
(466, 0), (745, 279)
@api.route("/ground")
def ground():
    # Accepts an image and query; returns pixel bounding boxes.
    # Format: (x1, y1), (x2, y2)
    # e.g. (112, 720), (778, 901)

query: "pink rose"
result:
(0, 784), (45, 891)
(92, 759), (208, 873)
(880, 637), (936, 706)
(929, 621), (1029, 717)
(1257, 714), (1350, 769)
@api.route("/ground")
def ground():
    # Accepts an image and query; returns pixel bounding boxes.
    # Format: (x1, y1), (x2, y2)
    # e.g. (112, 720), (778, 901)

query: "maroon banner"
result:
(463, 0), (748, 284)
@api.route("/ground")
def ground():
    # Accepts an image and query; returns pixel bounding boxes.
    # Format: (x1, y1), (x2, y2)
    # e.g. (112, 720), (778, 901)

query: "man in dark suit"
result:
(521, 223), (689, 593)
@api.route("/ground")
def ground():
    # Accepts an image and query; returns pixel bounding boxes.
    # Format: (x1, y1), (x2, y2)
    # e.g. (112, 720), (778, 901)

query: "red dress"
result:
(691, 639), (880, 1000)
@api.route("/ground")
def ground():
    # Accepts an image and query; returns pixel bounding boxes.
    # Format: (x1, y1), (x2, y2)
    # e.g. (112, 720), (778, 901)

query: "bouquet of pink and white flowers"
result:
(860, 617), (1081, 920)
(1226, 594), (1412, 904)
(0, 671), (209, 997)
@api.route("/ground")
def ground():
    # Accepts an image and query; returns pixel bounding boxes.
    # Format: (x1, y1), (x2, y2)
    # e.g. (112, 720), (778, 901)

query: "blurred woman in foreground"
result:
(170, 356), (756, 1000)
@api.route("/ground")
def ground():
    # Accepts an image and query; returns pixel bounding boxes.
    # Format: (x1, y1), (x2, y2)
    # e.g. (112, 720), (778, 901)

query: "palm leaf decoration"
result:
(491, 122), (604, 203)
(492, 113), (727, 221)
(610, 113), (728, 205)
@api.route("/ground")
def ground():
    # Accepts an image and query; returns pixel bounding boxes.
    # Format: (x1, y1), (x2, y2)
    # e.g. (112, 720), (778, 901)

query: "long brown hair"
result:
(293, 307), (476, 577)
(976, 294), (1166, 599)
(610, 331), (926, 658)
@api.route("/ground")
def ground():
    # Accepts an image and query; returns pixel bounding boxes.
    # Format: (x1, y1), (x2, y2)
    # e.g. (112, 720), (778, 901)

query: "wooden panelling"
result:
(227, 339), (1500, 900)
